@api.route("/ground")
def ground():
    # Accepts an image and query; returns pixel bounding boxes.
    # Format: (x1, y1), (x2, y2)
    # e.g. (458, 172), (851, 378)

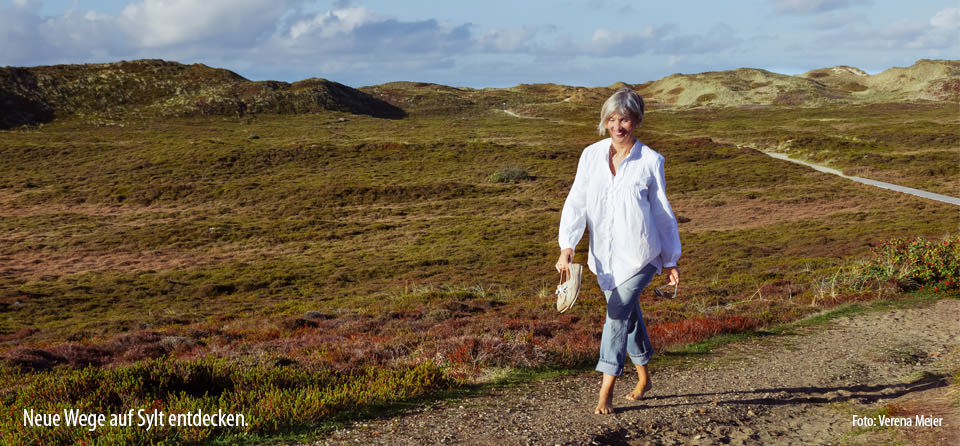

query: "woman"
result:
(555, 87), (681, 414)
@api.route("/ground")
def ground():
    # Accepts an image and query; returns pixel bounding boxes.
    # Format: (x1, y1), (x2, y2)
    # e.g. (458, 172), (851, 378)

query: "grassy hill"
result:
(0, 59), (957, 444)
(0, 59), (404, 128)
(5, 59), (956, 128)
(357, 59), (960, 112)
(803, 59), (960, 102)
(635, 59), (960, 107)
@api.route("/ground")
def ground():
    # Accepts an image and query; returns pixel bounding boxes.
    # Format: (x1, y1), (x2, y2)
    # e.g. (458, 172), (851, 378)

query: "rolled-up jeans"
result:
(596, 264), (656, 376)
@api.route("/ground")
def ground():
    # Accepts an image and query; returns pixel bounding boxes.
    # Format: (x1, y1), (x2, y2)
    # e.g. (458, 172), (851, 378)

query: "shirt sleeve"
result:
(558, 150), (589, 251)
(649, 155), (681, 267)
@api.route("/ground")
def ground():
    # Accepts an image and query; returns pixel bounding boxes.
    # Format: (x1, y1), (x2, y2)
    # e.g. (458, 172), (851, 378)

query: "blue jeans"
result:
(596, 264), (656, 376)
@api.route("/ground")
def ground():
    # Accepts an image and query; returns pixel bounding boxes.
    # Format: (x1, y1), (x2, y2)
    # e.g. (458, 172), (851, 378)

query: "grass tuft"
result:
(487, 166), (533, 183)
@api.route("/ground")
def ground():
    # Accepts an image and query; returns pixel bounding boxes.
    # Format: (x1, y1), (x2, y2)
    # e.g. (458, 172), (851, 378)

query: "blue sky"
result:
(2, 0), (957, 87)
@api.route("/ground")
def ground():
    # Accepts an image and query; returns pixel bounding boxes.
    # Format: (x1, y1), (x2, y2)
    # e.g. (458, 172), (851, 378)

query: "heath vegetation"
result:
(0, 60), (957, 444)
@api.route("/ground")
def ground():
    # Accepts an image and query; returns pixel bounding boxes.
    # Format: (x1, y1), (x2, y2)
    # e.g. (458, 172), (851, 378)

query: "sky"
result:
(1, 0), (958, 88)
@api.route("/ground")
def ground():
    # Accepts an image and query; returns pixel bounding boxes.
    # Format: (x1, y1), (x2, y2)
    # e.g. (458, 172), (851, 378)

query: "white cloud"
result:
(288, 6), (378, 40)
(2, 1), (945, 88)
(118, 0), (291, 48)
(478, 26), (542, 52)
(268, 5), (478, 61)
(913, 7), (959, 49)
(930, 7), (959, 30)
(37, 10), (120, 54)
(0, 0), (52, 64)
(0, 0), (745, 73)
(585, 26), (664, 56)
(818, 7), (960, 51)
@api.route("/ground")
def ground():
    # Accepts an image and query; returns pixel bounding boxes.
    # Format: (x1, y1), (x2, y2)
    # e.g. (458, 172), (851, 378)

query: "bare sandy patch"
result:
(0, 201), (196, 218)
(673, 197), (864, 232)
(0, 248), (223, 279)
(0, 199), (221, 278)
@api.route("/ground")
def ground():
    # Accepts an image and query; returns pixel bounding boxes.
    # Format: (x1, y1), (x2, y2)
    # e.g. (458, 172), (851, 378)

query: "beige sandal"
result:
(556, 263), (582, 313)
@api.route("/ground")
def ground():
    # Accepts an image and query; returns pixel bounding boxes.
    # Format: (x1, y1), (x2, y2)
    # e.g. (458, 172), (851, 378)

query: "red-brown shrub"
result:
(647, 316), (759, 351)
(2, 348), (68, 371)
(47, 343), (112, 368)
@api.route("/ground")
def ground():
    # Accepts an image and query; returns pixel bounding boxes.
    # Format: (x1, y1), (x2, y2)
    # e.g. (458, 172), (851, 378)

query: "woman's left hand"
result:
(664, 266), (680, 286)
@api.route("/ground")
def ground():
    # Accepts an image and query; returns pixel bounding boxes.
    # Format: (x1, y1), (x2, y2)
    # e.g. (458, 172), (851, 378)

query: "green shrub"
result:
(487, 166), (532, 183)
(696, 93), (717, 103)
(852, 234), (960, 294)
(840, 82), (868, 92)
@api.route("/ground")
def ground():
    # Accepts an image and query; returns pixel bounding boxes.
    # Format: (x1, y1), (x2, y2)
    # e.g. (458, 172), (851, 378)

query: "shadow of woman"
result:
(617, 373), (950, 412)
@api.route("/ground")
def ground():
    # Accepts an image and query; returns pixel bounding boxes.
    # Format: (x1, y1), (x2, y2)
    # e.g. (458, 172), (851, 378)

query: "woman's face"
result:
(605, 112), (635, 146)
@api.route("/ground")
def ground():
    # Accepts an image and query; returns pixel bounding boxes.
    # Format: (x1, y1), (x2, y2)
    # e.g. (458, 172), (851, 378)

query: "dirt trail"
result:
(312, 299), (960, 445)
(762, 152), (960, 206)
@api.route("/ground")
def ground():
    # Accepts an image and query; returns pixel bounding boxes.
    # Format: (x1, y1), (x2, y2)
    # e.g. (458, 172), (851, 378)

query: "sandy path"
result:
(762, 152), (960, 206)
(311, 298), (960, 445)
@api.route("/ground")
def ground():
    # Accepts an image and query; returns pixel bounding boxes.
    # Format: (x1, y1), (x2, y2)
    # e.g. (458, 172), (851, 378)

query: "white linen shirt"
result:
(558, 138), (681, 291)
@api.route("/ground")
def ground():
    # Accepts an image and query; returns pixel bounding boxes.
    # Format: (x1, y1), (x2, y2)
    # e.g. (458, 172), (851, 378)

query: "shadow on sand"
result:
(617, 373), (950, 413)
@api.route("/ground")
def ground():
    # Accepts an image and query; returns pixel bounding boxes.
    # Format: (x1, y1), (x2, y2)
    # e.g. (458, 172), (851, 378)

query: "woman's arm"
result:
(650, 156), (681, 279)
(557, 151), (590, 271)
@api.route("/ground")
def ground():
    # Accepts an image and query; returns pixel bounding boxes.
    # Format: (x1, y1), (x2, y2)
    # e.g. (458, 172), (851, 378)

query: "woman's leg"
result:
(625, 291), (653, 364)
(595, 373), (616, 414)
(624, 265), (656, 400)
(596, 285), (636, 377)
(595, 265), (656, 412)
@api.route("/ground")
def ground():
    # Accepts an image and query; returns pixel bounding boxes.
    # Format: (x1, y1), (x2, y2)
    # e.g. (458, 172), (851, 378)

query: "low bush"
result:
(647, 315), (759, 350)
(849, 234), (960, 295)
(696, 93), (717, 103)
(487, 166), (532, 183)
(1, 358), (448, 444)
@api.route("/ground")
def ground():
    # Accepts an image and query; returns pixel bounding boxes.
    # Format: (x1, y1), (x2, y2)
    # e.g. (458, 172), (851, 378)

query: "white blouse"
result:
(558, 138), (681, 291)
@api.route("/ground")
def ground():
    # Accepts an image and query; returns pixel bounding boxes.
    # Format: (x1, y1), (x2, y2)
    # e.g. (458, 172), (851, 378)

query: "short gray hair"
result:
(597, 87), (645, 136)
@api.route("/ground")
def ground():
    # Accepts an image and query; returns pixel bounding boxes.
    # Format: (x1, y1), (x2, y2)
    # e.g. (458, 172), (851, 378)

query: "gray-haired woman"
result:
(556, 87), (681, 414)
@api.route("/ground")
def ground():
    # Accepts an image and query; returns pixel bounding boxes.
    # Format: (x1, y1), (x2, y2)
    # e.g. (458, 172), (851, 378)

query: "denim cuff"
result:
(629, 352), (652, 366)
(595, 358), (624, 376)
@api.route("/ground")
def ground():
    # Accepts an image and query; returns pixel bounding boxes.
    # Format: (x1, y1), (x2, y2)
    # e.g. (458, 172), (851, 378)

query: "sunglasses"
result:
(654, 283), (678, 299)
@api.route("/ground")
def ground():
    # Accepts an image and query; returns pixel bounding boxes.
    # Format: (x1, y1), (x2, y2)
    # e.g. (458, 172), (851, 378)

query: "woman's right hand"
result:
(556, 248), (574, 273)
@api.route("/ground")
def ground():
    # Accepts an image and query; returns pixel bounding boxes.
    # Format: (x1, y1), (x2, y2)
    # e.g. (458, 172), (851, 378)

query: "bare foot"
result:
(625, 379), (651, 401)
(595, 373), (616, 414)
(625, 364), (652, 401)
(594, 394), (614, 414)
